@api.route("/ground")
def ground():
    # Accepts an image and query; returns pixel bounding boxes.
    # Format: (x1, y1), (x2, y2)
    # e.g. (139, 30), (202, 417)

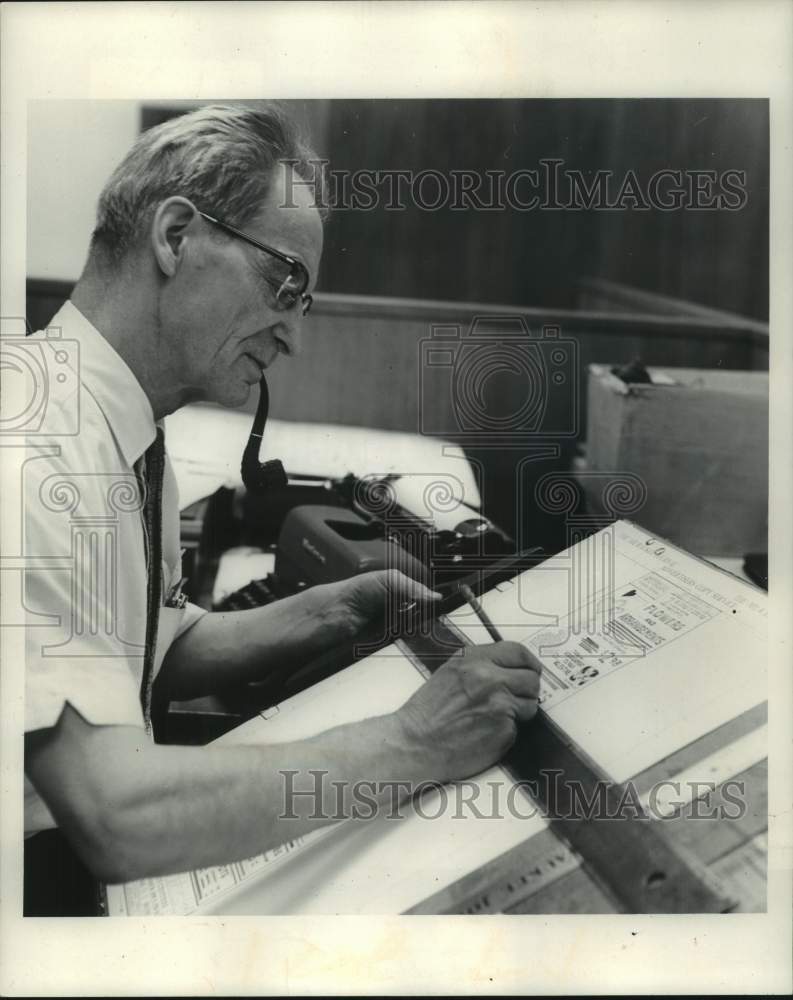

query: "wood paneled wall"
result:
(264, 292), (768, 435)
(318, 99), (769, 321)
(577, 277), (770, 370)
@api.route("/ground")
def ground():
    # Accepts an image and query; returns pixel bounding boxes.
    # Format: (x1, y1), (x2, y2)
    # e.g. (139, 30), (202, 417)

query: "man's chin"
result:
(210, 379), (259, 410)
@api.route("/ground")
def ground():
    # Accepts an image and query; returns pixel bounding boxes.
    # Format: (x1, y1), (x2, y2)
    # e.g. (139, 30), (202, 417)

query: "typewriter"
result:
(212, 471), (513, 612)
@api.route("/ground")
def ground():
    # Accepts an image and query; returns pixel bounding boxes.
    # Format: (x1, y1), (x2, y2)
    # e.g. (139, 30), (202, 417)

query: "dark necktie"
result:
(136, 426), (165, 735)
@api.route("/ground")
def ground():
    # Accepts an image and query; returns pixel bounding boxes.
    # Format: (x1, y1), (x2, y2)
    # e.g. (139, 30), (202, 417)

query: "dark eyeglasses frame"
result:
(198, 210), (313, 316)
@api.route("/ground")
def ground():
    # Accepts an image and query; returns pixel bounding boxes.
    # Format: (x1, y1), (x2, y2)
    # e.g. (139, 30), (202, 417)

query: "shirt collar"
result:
(51, 300), (157, 466)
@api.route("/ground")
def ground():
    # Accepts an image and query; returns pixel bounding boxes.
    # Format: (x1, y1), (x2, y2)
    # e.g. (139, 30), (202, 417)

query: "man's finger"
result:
(493, 664), (541, 699)
(511, 695), (541, 723)
(478, 640), (543, 674)
(379, 569), (442, 602)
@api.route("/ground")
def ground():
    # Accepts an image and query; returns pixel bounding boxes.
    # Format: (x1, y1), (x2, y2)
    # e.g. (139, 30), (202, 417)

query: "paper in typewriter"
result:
(106, 520), (767, 915)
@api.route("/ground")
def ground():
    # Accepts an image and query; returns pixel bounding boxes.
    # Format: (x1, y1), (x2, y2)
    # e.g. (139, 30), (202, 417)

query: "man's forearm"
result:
(27, 641), (541, 885)
(159, 597), (338, 700)
(26, 705), (425, 884)
(159, 571), (437, 701)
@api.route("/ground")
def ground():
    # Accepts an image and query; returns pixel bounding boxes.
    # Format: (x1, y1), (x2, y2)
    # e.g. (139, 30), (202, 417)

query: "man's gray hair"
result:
(91, 103), (326, 265)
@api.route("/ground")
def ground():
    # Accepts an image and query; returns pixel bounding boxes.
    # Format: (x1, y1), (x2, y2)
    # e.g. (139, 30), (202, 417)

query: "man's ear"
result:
(150, 197), (198, 277)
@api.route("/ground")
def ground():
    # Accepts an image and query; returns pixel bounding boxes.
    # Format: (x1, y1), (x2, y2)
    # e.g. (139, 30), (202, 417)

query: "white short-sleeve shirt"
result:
(24, 301), (207, 835)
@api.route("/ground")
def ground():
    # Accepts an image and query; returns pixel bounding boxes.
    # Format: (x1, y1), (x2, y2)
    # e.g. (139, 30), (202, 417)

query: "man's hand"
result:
(297, 568), (441, 644)
(392, 641), (542, 783)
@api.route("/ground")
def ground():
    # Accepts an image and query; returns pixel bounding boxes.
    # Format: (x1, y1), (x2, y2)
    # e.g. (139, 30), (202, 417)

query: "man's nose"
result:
(276, 312), (303, 358)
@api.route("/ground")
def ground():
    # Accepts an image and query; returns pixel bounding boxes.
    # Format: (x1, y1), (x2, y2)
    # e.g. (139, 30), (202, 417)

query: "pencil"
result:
(458, 583), (503, 642)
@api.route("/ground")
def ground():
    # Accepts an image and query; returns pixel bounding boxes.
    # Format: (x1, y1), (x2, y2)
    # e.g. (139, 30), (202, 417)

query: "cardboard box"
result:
(584, 365), (768, 557)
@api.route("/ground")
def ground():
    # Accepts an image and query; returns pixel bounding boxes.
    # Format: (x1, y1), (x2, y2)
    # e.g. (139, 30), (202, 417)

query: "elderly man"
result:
(23, 104), (541, 914)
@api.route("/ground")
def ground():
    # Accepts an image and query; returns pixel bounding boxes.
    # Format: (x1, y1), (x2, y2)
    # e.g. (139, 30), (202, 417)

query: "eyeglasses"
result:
(198, 210), (313, 316)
